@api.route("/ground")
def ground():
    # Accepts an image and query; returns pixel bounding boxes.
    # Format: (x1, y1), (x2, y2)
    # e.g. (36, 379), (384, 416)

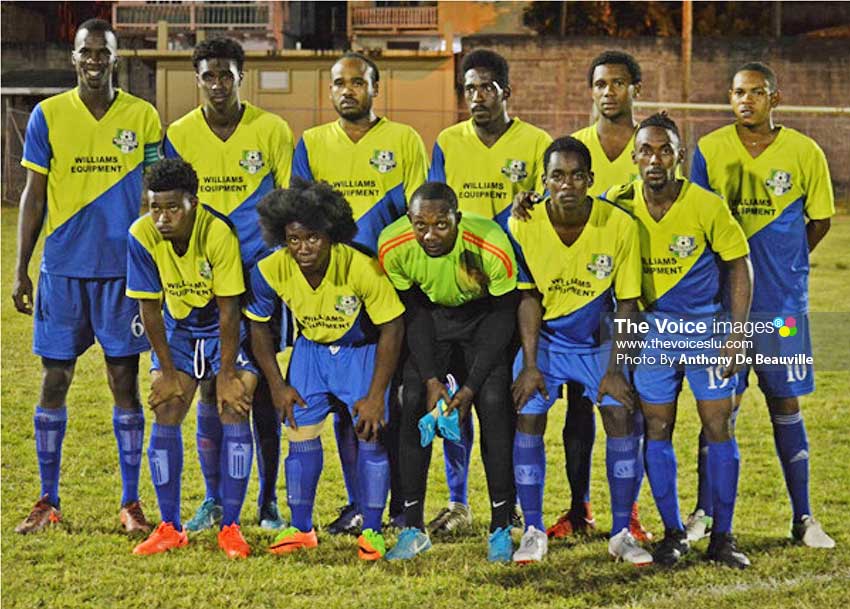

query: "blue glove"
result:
(418, 411), (438, 447)
(436, 374), (461, 442)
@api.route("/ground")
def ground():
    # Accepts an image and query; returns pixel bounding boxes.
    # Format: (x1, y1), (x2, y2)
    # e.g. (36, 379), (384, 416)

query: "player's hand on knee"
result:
(425, 377), (451, 412)
(512, 366), (549, 412)
(271, 384), (307, 430)
(12, 273), (34, 315)
(596, 370), (637, 412)
(510, 191), (541, 222)
(149, 371), (186, 410)
(216, 372), (250, 417)
(353, 394), (386, 442)
(446, 386), (474, 421)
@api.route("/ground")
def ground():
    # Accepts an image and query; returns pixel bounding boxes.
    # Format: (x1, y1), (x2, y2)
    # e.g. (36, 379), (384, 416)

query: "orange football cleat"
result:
(629, 502), (654, 543)
(132, 522), (188, 556)
(546, 502), (596, 539)
(268, 527), (318, 555)
(218, 523), (250, 559)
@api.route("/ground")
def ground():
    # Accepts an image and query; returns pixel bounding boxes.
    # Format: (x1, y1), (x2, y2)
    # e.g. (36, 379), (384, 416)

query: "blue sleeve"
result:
(507, 226), (534, 285)
(22, 104), (51, 172)
(245, 263), (279, 321)
(291, 138), (314, 182)
(427, 142), (446, 183)
(162, 135), (181, 160)
(126, 233), (162, 296)
(690, 145), (710, 191)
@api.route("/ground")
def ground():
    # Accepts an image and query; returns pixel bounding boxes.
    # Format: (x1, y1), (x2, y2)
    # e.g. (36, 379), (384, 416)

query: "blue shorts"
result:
(287, 336), (388, 427)
(735, 313), (814, 398)
(512, 342), (621, 415)
(151, 330), (257, 381)
(34, 272), (149, 360)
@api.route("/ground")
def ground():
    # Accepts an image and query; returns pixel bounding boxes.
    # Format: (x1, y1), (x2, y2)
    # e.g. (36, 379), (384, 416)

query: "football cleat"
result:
(609, 528), (653, 566)
(326, 503), (363, 536)
(218, 523), (250, 559)
(386, 528), (432, 561)
(268, 526), (318, 554)
(685, 509), (713, 543)
(132, 522), (188, 556)
(511, 504), (524, 532)
(546, 502), (596, 539)
(707, 532), (751, 569)
(629, 502), (653, 542)
(653, 528), (690, 567)
(384, 512), (406, 532)
(16, 495), (62, 535)
(259, 501), (288, 530)
(791, 515), (835, 549)
(185, 498), (223, 532)
(487, 526), (514, 563)
(513, 526), (548, 564)
(427, 502), (472, 534)
(357, 528), (387, 561)
(120, 500), (152, 535)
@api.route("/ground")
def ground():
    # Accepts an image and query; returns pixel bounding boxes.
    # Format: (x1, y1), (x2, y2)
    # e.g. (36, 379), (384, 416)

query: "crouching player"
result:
(246, 179), (404, 560)
(604, 114), (753, 568)
(126, 160), (257, 558)
(508, 137), (651, 566)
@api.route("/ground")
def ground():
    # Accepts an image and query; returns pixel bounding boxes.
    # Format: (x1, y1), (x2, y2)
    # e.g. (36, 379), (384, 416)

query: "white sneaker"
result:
(512, 526), (548, 564)
(792, 515), (835, 549)
(685, 509), (713, 543)
(608, 528), (653, 566)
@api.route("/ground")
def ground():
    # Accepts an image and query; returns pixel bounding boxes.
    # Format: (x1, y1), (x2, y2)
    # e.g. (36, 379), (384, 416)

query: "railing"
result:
(350, 6), (438, 31)
(113, 1), (273, 32)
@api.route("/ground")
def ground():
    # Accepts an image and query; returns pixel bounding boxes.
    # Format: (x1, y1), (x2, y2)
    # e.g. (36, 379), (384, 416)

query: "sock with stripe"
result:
(220, 422), (253, 526)
(148, 423), (183, 530)
(113, 406), (144, 505)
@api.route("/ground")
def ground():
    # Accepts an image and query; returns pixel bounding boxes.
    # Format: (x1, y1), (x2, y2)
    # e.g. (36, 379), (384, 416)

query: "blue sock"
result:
(444, 413), (474, 504)
(707, 438), (740, 534)
(220, 422), (253, 526)
(333, 412), (359, 509)
(514, 431), (545, 531)
(645, 439), (683, 531)
(254, 408), (281, 507)
(34, 405), (67, 507)
(630, 410), (646, 506)
(196, 402), (222, 503)
(113, 406), (145, 506)
(771, 411), (811, 521)
(357, 440), (389, 532)
(148, 423), (183, 530)
(607, 435), (639, 534)
(286, 438), (323, 531)
(696, 431), (713, 516)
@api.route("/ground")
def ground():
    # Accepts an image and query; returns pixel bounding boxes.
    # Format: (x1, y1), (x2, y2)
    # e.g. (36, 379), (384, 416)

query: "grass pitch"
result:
(2, 207), (849, 609)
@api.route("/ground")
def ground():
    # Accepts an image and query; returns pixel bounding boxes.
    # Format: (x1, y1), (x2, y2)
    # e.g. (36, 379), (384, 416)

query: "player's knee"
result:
(40, 358), (75, 407)
(701, 416), (732, 443)
(106, 355), (141, 408)
(517, 413), (546, 435)
(219, 404), (249, 425)
(599, 406), (630, 438)
(767, 396), (800, 416)
(643, 413), (674, 441)
(153, 399), (189, 426)
(284, 422), (324, 442)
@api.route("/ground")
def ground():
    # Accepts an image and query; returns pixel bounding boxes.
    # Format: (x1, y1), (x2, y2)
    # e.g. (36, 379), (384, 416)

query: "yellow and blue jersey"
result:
(126, 204), (245, 337)
(508, 198), (641, 352)
(163, 102), (294, 268)
(428, 118), (552, 227)
(378, 213), (517, 307)
(244, 244), (404, 346)
(292, 117), (428, 255)
(692, 124), (835, 313)
(571, 123), (640, 197)
(21, 88), (161, 278)
(603, 180), (749, 315)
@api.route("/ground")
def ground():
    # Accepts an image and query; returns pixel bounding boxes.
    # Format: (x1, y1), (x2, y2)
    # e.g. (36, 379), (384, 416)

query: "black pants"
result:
(399, 307), (516, 532)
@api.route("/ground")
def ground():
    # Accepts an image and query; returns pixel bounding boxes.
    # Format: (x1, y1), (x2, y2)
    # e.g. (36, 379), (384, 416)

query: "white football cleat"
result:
(512, 526), (548, 564)
(685, 509), (713, 543)
(792, 515), (835, 549)
(608, 528), (653, 566)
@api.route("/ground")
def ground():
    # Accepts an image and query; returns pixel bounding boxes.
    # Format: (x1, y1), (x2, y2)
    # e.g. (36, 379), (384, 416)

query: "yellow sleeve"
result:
(209, 223), (245, 297)
(614, 216), (642, 300)
(403, 128), (429, 204)
(704, 195), (750, 261)
(802, 141), (835, 221)
(272, 119), (294, 188)
(355, 256), (405, 325)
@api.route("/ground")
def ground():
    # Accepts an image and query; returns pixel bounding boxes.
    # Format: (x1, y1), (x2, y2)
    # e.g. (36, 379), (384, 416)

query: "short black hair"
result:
(256, 178), (357, 247)
(144, 159), (199, 196)
(339, 52), (380, 83)
(637, 111), (680, 139)
(409, 182), (458, 212)
(193, 37), (245, 73)
(76, 18), (116, 39)
(734, 61), (778, 92)
(461, 49), (509, 88)
(543, 137), (592, 174)
(587, 50), (642, 87)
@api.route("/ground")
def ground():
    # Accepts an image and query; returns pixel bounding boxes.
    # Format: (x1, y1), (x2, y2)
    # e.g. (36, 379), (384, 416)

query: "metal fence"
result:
(3, 108), (29, 205)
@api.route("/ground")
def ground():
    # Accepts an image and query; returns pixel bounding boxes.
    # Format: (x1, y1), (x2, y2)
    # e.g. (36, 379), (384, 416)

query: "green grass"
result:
(2, 207), (849, 609)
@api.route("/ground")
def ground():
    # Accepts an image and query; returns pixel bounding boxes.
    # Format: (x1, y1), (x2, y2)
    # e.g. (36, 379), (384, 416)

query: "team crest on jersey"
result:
(334, 295), (360, 316)
(112, 129), (138, 153)
(586, 254), (614, 279)
(239, 150), (265, 174)
(765, 169), (793, 196)
(369, 150), (397, 174)
(669, 235), (697, 258)
(199, 260), (212, 280)
(501, 159), (528, 183)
